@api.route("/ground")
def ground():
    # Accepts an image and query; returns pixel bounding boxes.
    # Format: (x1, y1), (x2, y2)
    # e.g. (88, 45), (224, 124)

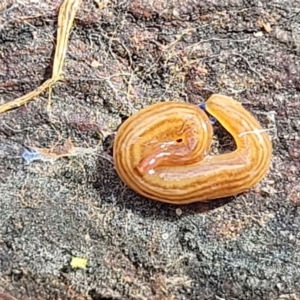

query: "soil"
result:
(0, 0), (300, 299)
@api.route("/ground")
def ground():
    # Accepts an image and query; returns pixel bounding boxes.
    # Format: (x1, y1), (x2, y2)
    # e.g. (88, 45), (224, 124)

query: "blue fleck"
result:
(22, 149), (54, 164)
(199, 103), (206, 111)
(198, 103), (217, 125)
(22, 149), (39, 163)
(209, 116), (217, 125)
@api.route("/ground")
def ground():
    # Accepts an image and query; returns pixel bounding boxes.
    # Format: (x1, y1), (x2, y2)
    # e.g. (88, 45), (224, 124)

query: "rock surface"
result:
(0, 0), (300, 299)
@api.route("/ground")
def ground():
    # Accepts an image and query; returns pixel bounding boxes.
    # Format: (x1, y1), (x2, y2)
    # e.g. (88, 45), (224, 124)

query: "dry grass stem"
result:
(0, 0), (81, 114)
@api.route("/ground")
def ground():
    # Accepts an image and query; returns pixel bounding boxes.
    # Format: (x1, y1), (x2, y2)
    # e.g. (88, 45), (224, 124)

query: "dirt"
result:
(0, 0), (300, 299)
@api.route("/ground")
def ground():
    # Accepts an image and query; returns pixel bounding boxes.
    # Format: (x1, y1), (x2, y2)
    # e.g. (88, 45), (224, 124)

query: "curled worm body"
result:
(113, 94), (272, 205)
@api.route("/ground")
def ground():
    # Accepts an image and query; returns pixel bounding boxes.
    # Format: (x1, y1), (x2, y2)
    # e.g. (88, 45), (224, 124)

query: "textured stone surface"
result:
(0, 0), (300, 299)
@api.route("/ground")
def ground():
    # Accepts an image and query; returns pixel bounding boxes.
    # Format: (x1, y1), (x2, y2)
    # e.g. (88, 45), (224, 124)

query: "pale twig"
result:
(0, 0), (81, 114)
